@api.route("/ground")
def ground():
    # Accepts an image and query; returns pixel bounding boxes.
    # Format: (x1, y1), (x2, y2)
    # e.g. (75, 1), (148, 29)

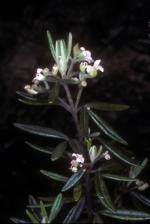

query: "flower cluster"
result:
(135, 180), (149, 191)
(76, 47), (104, 87)
(70, 153), (85, 173)
(24, 65), (59, 95)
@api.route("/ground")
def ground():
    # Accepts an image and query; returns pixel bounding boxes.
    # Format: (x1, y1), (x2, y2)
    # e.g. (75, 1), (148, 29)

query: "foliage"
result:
(11, 31), (150, 223)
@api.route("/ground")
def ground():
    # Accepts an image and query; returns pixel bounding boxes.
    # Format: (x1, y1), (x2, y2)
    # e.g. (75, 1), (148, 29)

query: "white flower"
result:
(70, 153), (85, 173)
(81, 80), (87, 87)
(24, 85), (38, 95)
(52, 64), (59, 75)
(41, 217), (46, 224)
(33, 68), (45, 82)
(80, 47), (93, 63)
(86, 60), (104, 74)
(103, 151), (111, 160)
(136, 180), (149, 191)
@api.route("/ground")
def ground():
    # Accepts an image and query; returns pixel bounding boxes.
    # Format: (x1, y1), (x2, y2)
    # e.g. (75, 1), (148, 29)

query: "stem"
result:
(75, 87), (83, 109)
(66, 58), (75, 78)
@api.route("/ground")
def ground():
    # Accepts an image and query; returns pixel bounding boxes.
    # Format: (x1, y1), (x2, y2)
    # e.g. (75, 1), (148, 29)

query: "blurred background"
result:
(0, 0), (150, 223)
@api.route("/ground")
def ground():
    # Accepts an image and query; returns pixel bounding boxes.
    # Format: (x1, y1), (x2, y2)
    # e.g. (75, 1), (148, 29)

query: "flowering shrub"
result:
(11, 31), (150, 223)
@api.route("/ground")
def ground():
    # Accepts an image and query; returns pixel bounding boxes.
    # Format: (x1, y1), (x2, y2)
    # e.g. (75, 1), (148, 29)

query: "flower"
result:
(24, 85), (38, 95)
(70, 153), (85, 173)
(136, 180), (149, 191)
(80, 47), (93, 63)
(86, 60), (104, 78)
(103, 151), (111, 160)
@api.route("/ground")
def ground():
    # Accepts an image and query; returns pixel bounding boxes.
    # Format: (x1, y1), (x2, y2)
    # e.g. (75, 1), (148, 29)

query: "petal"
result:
(97, 65), (104, 72)
(94, 60), (101, 68)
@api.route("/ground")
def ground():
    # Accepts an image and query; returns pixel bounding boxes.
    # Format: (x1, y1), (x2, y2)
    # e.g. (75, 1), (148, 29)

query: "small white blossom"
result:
(80, 47), (93, 63)
(52, 64), (59, 75)
(70, 153), (85, 173)
(103, 151), (111, 160)
(24, 85), (38, 95)
(136, 180), (149, 191)
(33, 68), (45, 82)
(81, 80), (87, 87)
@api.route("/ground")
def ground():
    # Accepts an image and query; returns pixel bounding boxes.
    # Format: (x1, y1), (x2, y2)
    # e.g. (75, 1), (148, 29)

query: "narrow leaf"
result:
(26, 142), (53, 155)
(67, 32), (72, 61)
(98, 137), (140, 166)
(14, 123), (69, 141)
(26, 209), (39, 223)
(129, 158), (148, 179)
(94, 173), (115, 211)
(63, 197), (85, 223)
(10, 218), (27, 224)
(88, 109), (127, 145)
(62, 170), (85, 192)
(49, 193), (63, 223)
(40, 201), (49, 222)
(131, 191), (150, 207)
(40, 170), (68, 182)
(102, 173), (137, 182)
(86, 102), (129, 111)
(51, 141), (67, 161)
(100, 209), (150, 220)
(47, 30), (56, 62)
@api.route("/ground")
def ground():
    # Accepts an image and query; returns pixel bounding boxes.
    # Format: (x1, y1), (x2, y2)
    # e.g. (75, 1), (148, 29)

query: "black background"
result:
(0, 0), (150, 223)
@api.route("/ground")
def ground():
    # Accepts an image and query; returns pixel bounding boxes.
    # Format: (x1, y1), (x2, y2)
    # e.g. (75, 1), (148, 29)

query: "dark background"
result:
(0, 0), (150, 223)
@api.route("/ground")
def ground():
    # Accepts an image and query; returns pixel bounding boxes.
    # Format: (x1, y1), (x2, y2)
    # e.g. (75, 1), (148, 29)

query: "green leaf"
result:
(63, 197), (85, 223)
(14, 123), (69, 141)
(98, 137), (140, 167)
(47, 30), (56, 62)
(94, 173), (115, 212)
(87, 109), (127, 145)
(62, 170), (85, 192)
(131, 192), (150, 207)
(18, 98), (54, 106)
(73, 183), (82, 202)
(10, 218), (27, 224)
(67, 32), (72, 61)
(129, 158), (148, 179)
(39, 196), (74, 204)
(100, 209), (150, 221)
(26, 209), (39, 223)
(55, 40), (60, 61)
(102, 173), (137, 182)
(40, 201), (49, 222)
(86, 102), (129, 111)
(40, 170), (68, 182)
(49, 83), (60, 102)
(51, 141), (67, 161)
(80, 106), (89, 137)
(73, 43), (80, 59)
(49, 193), (63, 223)
(26, 142), (53, 155)
(16, 91), (37, 101)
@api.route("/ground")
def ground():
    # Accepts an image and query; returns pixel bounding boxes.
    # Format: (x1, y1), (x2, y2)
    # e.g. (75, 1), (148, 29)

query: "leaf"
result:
(80, 106), (89, 137)
(100, 209), (150, 221)
(14, 123), (69, 141)
(47, 30), (57, 62)
(49, 83), (60, 102)
(93, 213), (104, 224)
(16, 91), (37, 101)
(63, 197), (85, 223)
(102, 173), (137, 182)
(55, 40), (60, 61)
(131, 191), (150, 207)
(98, 137), (140, 166)
(26, 142), (53, 155)
(94, 173), (115, 212)
(49, 193), (63, 223)
(87, 109), (127, 145)
(26, 209), (39, 223)
(73, 43), (80, 58)
(62, 170), (85, 192)
(86, 102), (129, 111)
(18, 98), (54, 106)
(51, 141), (67, 161)
(73, 183), (82, 202)
(129, 158), (148, 179)
(10, 218), (27, 224)
(67, 32), (72, 61)
(40, 170), (68, 182)
(39, 196), (74, 204)
(40, 201), (49, 222)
